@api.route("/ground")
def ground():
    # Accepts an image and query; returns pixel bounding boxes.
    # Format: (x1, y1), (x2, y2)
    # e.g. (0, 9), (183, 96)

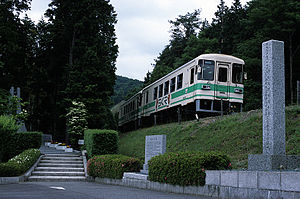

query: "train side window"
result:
(170, 77), (176, 92)
(177, 73), (183, 90)
(153, 87), (158, 100)
(139, 95), (142, 106)
(146, 91), (149, 103)
(190, 68), (195, 84)
(159, 84), (163, 98)
(218, 67), (228, 82)
(164, 81), (169, 95)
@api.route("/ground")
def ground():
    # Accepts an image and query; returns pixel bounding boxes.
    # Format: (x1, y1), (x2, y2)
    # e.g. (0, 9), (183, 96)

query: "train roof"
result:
(198, 54), (245, 64)
(142, 53), (244, 91)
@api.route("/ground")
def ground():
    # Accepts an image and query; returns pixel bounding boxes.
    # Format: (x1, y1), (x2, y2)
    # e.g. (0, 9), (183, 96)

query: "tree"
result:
(147, 10), (202, 84)
(45, 0), (118, 134)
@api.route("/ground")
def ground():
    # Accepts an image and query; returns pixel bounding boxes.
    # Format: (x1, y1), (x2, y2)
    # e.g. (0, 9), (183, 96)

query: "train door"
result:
(215, 63), (229, 99)
(189, 66), (196, 97)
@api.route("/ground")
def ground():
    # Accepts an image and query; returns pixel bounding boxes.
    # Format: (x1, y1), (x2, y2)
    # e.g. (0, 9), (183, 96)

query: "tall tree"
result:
(148, 10), (202, 84)
(45, 0), (118, 135)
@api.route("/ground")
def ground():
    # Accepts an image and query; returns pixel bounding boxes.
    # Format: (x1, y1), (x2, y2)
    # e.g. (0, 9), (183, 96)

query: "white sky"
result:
(27, 0), (249, 81)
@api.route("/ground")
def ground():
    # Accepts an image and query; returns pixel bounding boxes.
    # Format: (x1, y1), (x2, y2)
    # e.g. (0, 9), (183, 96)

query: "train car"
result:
(113, 53), (245, 131)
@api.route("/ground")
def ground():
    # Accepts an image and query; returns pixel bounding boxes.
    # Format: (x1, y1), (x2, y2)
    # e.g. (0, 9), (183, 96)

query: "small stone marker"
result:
(248, 40), (300, 170)
(141, 135), (166, 174)
(78, 139), (84, 145)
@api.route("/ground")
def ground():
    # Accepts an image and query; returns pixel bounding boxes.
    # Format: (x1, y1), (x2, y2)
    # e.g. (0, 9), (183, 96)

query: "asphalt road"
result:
(0, 182), (215, 199)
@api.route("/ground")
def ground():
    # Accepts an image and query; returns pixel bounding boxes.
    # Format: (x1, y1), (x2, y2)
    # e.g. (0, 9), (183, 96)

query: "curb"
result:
(0, 155), (43, 185)
(82, 150), (88, 178)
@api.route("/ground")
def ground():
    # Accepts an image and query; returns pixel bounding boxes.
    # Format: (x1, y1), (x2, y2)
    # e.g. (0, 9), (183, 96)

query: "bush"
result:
(84, 129), (118, 158)
(148, 151), (231, 186)
(0, 148), (40, 177)
(87, 154), (141, 179)
(7, 132), (42, 159)
(0, 115), (19, 162)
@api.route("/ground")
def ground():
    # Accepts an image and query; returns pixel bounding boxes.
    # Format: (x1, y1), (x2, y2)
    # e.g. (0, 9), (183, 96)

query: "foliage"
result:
(84, 129), (119, 158)
(119, 105), (300, 169)
(144, 0), (300, 109)
(87, 154), (141, 179)
(6, 132), (42, 160)
(68, 132), (82, 150)
(111, 76), (143, 106)
(148, 151), (230, 186)
(148, 152), (204, 186)
(66, 101), (88, 137)
(0, 149), (40, 177)
(0, 115), (19, 162)
(1, 0), (119, 138)
(0, 116), (41, 162)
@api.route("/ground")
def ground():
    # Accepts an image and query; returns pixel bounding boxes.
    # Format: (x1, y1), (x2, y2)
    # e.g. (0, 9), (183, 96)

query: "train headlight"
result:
(201, 85), (211, 90)
(234, 88), (243, 94)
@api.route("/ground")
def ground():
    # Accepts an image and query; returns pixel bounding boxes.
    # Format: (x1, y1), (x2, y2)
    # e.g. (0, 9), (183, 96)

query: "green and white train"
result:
(113, 54), (245, 131)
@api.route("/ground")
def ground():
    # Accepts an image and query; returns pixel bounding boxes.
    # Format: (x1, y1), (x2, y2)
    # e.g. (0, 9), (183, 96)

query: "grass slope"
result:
(119, 105), (300, 169)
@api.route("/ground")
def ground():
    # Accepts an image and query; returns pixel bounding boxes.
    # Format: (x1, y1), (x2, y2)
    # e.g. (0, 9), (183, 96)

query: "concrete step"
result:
(31, 171), (85, 176)
(43, 154), (80, 158)
(38, 163), (83, 168)
(40, 160), (83, 164)
(35, 167), (84, 172)
(28, 176), (86, 182)
(42, 156), (82, 161)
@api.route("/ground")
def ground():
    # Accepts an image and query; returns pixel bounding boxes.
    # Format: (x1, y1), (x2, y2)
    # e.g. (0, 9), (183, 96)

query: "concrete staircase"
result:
(28, 153), (86, 181)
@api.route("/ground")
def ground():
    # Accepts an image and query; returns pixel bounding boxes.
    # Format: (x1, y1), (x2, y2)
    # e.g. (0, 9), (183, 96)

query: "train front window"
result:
(232, 63), (243, 84)
(197, 60), (215, 81)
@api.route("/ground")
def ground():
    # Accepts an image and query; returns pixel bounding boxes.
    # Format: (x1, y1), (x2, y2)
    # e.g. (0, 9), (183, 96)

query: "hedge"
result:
(87, 154), (141, 179)
(148, 151), (231, 186)
(0, 115), (19, 162)
(0, 148), (40, 177)
(84, 129), (118, 158)
(1, 132), (42, 162)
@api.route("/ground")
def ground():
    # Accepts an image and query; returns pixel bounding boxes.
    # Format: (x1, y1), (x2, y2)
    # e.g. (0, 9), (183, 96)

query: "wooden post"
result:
(177, 107), (182, 124)
(221, 99), (224, 116)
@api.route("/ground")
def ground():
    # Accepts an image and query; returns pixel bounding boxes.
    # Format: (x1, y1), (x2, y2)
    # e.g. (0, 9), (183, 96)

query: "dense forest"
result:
(0, 0), (299, 139)
(111, 76), (142, 106)
(144, 0), (300, 111)
(0, 0), (118, 139)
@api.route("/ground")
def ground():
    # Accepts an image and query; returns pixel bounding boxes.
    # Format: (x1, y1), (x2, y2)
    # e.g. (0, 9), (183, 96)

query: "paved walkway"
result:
(0, 182), (214, 199)
(39, 145), (81, 155)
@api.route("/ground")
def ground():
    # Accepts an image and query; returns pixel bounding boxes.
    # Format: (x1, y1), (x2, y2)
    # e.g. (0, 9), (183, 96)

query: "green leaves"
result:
(87, 154), (141, 179)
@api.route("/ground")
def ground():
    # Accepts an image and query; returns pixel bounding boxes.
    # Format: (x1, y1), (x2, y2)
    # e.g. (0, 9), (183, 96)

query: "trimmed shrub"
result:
(0, 148), (40, 177)
(9, 132), (42, 157)
(0, 115), (19, 162)
(148, 151), (231, 186)
(3, 132), (42, 162)
(84, 129), (118, 158)
(87, 154), (141, 179)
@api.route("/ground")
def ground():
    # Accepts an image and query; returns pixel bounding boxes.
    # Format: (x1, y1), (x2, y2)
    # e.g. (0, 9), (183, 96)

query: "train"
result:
(112, 54), (245, 131)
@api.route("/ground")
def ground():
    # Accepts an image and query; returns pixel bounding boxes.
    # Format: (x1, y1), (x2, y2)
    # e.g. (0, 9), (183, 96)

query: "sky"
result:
(27, 0), (249, 81)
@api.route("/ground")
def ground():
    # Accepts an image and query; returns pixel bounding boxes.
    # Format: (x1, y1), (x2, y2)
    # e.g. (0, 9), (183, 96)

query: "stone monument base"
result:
(248, 154), (300, 170)
(140, 164), (148, 174)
